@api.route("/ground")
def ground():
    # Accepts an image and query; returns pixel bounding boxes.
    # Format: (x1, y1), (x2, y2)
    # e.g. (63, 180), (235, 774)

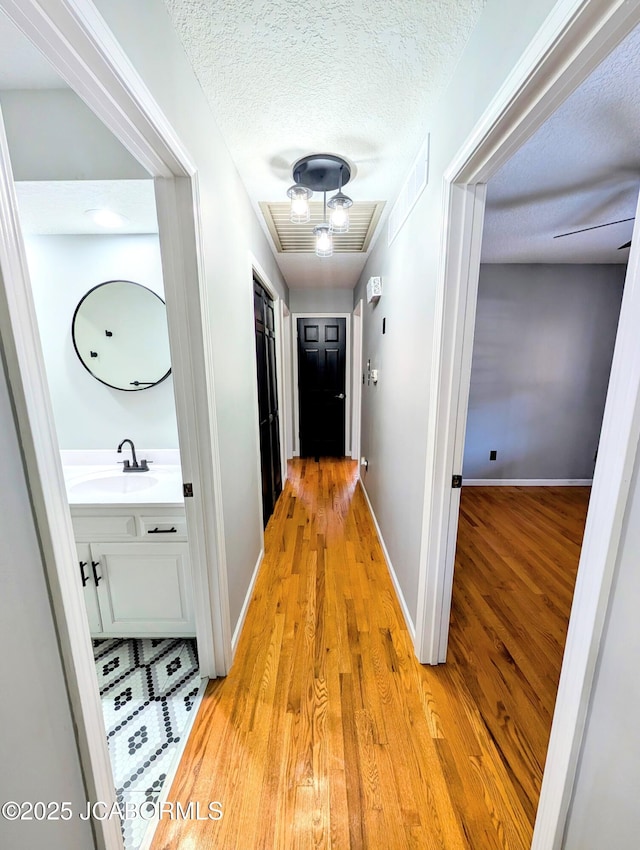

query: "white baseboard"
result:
(358, 480), (416, 641)
(463, 478), (593, 486)
(231, 548), (264, 655)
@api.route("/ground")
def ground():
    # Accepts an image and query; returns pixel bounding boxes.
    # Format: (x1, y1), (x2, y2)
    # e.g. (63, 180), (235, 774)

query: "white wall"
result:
(463, 264), (625, 480)
(562, 442), (640, 849)
(289, 287), (355, 314)
(0, 89), (146, 180)
(26, 233), (179, 450)
(353, 0), (559, 625)
(92, 0), (289, 630)
(0, 337), (92, 850)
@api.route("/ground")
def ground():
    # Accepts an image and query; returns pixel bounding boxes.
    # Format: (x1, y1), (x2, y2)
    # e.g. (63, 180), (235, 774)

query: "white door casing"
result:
(415, 4), (640, 850)
(0, 99), (124, 850)
(0, 3), (232, 850)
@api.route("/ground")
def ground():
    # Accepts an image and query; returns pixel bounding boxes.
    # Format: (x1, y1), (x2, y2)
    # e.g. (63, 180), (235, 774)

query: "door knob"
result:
(335, 393), (345, 399)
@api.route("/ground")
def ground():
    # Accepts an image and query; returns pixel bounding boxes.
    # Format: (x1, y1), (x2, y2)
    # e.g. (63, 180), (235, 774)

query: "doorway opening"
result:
(441, 27), (632, 826)
(415, 6), (640, 849)
(447, 256), (625, 831)
(0, 6), (229, 850)
(2, 112), (204, 850)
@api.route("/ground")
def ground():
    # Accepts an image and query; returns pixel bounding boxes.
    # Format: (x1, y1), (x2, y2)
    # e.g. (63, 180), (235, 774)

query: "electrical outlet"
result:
(489, 450), (497, 461)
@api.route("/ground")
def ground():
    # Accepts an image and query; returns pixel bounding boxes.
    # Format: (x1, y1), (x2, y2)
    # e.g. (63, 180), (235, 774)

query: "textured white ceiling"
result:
(15, 180), (158, 235)
(483, 23), (640, 264)
(164, 0), (486, 287)
(0, 10), (66, 90)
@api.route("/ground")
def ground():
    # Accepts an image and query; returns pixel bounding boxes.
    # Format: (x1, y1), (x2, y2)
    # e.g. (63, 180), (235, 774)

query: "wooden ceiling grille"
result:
(259, 201), (385, 253)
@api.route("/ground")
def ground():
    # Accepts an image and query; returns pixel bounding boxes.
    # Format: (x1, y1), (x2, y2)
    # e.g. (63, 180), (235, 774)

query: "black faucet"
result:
(117, 438), (150, 472)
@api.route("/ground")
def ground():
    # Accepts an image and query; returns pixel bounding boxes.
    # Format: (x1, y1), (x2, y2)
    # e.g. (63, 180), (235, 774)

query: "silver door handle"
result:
(335, 393), (345, 399)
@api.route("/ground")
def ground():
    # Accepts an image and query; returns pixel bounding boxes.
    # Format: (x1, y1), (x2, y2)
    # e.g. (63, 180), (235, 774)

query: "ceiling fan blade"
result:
(554, 216), (635, 239)
(618, 240), (632, 250)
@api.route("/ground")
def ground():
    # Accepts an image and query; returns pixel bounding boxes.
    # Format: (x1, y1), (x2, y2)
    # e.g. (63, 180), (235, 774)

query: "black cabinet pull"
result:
(91, 561), (102, 586)
(147, 526), (177, 534)
(79, 561), (89, 588)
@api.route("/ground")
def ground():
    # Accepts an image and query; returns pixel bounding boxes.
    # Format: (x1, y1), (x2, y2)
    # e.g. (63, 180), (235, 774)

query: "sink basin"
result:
(69, 474), (159, 496)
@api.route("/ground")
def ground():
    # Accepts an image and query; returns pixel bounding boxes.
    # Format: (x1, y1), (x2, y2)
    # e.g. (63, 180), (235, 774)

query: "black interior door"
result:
(254, 279), (282, 526)
(297, 317), (346, 458)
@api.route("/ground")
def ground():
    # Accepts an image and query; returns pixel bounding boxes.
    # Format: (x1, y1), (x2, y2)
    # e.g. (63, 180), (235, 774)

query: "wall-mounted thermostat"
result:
(366, 276), (382, 303)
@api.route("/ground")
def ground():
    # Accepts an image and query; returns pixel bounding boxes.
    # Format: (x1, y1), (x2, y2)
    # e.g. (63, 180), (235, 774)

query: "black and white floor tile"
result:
(93, 638), (200, 850)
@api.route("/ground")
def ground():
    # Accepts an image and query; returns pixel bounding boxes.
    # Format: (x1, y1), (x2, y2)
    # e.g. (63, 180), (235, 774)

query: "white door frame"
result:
(351, 299), (363, 465)
(0, 2), (231, 849)
(0, 107), (125, 850)
(415, 2), (640, 849)
(292, 312), (352, 457)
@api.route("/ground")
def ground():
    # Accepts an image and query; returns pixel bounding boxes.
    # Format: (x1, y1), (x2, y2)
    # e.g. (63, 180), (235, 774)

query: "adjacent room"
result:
(446, 18), (637, 832)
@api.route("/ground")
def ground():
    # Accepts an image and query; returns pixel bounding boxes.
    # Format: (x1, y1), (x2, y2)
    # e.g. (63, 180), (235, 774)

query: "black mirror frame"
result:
(71, 279), (172, 392)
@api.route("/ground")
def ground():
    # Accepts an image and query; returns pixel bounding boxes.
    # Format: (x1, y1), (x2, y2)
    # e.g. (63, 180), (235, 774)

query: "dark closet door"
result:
(297, 317), (346, 458)
(254, 279), (282, 526)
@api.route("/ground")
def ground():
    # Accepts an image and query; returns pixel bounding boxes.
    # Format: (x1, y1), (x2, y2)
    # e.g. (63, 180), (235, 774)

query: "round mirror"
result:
(72, 280), (171, 391)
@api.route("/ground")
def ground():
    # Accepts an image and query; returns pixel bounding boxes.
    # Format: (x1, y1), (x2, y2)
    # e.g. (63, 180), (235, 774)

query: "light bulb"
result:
(314, 224), (333, 258)
(286, 185), (312, 223)
(330, 203), (349, 232)
(327, 190), (353, 234)
(291, 196), (309, 217)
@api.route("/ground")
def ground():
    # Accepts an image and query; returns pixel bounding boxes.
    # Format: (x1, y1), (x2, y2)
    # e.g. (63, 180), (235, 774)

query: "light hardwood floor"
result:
(150, 460), (589, 849)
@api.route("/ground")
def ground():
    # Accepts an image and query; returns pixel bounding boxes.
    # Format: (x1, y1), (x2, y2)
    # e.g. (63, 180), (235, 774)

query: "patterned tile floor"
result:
(93, 638), (200, 850)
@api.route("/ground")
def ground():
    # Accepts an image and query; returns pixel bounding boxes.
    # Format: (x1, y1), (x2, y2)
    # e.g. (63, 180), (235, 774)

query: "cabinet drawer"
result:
(139, 515), (188, 540)
(72, 514), (137, 540)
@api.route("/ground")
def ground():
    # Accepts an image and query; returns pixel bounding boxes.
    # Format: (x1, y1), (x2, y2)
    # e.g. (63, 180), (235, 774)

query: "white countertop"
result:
(61, 450), (184, 506)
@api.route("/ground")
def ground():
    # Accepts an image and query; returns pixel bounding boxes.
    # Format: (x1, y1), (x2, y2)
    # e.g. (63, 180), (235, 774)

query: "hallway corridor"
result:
(151, 460), (586, 850)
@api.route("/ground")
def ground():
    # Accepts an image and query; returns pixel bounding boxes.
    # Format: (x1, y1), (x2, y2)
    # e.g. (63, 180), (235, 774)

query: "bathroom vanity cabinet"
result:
(71, 505), (195, 637)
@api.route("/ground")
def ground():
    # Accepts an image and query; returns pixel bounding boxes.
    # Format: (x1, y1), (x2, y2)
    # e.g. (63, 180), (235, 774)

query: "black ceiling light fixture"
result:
(286, 154), (354, 257)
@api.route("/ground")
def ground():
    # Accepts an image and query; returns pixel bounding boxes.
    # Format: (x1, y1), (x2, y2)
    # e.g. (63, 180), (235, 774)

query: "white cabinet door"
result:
(76, 543), (102, 634)
(91, 542), (195, 636)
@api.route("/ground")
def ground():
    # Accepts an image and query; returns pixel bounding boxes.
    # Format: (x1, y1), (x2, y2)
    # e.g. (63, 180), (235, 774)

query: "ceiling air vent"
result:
(388, 134), (430, 246)
(260, 200), (385, 253)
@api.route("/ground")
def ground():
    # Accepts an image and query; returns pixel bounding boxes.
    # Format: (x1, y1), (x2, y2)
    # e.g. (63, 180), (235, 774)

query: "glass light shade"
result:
(327, 190), (353, 233)
(329, 202), (349, 233)
(314, 224), (333, 258)
(286, 184), (312, 223)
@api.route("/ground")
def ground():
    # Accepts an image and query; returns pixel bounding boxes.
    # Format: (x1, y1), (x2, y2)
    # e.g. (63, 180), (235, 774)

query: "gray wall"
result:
(463, 264), (625, 480)
(353, 0), (559, 626)
(92, 0), (289, 631)
(289, 287), (354, 314)
(0, 338), (92, 850)
(563, 439), (640, 849)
